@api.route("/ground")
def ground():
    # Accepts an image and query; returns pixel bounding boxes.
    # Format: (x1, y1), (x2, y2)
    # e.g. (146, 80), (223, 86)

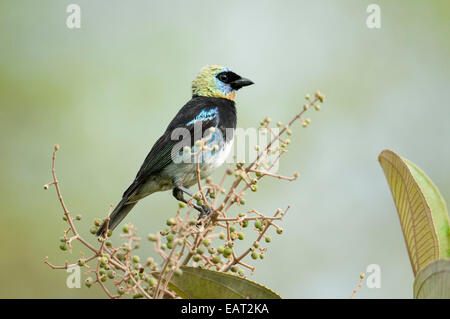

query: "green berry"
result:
(178, 202), (186, 208)
(89, 227), (97, 235)
(237, 233), (244, 240)
(132, 255), (140, 263)
(203, 239), (211, 247)
(196, 247), (205, 255)
(59, 243), (68, 251)
(174, 268), (183, 277)
(223, 248), (233, 257)
(122, 224), (130, 233)
(148, 234), (157, 242)
(217, 246), (225, 254)
(85, 277), (93, 288)
(251, 252), (259, 260)
(276, 228), (283, 235)
(211, 256), (221, 264)
(265, 236), (272, 243)
(166, 218), (176, 226)
(117, 286), (125, 295)
(254, 220), (262, 229)
(146, 257), (154, 266)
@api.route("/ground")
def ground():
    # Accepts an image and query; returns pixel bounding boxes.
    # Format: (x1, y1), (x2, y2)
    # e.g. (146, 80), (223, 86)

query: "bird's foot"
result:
(196, 205), (212, 226)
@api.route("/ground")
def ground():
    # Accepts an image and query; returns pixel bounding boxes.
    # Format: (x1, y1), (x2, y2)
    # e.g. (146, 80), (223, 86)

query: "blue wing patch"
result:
(186, 108), (218, 126)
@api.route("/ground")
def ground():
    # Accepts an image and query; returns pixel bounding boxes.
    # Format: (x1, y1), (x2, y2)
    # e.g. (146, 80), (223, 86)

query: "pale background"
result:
(1, 0), (449, 298)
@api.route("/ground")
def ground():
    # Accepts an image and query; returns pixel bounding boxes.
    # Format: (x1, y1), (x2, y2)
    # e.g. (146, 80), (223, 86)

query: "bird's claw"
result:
(196, 205), (212, 226)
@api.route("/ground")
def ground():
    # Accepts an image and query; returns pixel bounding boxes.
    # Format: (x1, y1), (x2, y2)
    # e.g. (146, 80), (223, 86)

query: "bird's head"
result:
(192, 65), (254, 101)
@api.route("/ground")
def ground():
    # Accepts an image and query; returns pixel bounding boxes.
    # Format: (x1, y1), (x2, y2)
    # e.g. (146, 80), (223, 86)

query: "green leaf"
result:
(166, 266), (282, 299)
(378, 150), (450, 276)
(413, 259), (450, 299)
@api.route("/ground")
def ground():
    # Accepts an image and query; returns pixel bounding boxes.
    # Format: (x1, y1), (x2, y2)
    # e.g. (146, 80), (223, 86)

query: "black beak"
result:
(230, 77), (254, 90)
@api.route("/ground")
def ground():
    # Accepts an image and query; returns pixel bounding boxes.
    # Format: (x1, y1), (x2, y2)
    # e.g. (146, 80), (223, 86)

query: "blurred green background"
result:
(1, 0), (449, 298)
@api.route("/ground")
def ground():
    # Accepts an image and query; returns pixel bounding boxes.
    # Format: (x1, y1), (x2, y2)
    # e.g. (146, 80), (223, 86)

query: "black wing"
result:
(122, 97), (220, 198)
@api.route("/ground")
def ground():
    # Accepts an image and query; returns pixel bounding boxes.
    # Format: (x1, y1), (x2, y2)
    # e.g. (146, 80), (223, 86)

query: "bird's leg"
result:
(173, 186), (211, 220)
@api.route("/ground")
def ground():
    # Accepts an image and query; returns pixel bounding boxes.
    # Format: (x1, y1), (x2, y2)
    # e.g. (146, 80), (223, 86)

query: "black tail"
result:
(96, 198), (137, 237)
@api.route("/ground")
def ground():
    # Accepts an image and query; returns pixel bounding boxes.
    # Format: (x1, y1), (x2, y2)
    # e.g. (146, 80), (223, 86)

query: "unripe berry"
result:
(175, 268), (183, 277)
(203, 239), (211, 247)
(166, 218), (176, 226)
(85, 277), (93, 288)
(223, 248), (232, 257)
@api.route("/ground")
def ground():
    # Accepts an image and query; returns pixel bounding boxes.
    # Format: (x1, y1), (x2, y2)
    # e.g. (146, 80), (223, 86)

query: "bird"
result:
(96, 65), (254, 236)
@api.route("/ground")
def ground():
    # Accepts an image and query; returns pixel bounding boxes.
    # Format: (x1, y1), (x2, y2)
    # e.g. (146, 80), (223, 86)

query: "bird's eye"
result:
(218, 73), (228, 82)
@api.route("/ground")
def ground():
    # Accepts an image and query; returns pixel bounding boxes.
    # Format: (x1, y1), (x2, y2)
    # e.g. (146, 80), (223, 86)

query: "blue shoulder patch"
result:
(186, 108), (218, 126)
